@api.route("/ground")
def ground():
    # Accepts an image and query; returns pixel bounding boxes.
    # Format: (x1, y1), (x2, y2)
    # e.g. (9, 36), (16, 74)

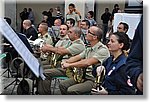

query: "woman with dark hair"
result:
(92, 32), (136, 95)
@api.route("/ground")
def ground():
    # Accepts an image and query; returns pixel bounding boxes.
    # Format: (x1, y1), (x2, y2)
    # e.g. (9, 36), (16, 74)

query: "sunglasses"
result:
(88, 30), (96, 36)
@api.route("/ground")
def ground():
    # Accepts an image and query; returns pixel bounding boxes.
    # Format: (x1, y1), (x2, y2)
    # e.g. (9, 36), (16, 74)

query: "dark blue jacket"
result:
(17, 33), (34, 54)
(125, 16), (143, 94)
(23, 26), (38, 41)
(93, 54), (135, 95)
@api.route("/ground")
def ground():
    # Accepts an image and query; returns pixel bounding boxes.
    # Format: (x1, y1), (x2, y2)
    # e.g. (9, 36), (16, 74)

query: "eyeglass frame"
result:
(87, 30), (96, 36)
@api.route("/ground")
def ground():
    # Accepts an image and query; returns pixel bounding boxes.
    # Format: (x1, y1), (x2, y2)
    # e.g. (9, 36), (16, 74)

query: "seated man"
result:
(37, 22), (53, 60)
(80, 19), (90, 45)
(59, 26), (110, 95)
(38, 27), (85, 94)
(23, 19), (38, 41)
(48, 19), (62, 45)
(66, 18), (75, 29)
(41, 24), (71, 69)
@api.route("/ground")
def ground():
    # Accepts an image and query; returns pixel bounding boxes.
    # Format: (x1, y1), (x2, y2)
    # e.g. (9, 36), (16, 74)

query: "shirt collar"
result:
(71, 38), (81, 44)
(91, 41), (103, 50)
(59, 35), (69, 40)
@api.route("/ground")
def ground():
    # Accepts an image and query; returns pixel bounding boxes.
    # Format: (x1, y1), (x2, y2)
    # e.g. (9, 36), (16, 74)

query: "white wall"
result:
(0, 0), (4, 17)
(5, 0), (17, 30)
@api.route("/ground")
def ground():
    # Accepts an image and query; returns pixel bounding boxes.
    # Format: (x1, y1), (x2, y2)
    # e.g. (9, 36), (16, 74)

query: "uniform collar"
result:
(59, 35), (69, 40)
(39, 32), (49, 38)
(71, 38), (81, 44)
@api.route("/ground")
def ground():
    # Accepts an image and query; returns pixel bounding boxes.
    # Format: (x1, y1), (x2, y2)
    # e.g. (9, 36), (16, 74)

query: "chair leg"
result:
(1, 63), (11, 78)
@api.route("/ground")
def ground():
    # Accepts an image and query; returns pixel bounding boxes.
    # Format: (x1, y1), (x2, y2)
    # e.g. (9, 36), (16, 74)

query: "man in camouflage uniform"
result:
(38, 27), (85, 94)
(60, 26), (110, 94)
(37, 22), (53, 60)
(38, 22), (53, 45)
(41, 24), (70, 69)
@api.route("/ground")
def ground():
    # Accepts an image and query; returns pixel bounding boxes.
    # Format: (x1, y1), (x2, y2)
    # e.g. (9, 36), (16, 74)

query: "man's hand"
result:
(137, 73), (143, 92)
(40, 44), (53, 53)
(61, 61), (70, 69)
(91, 86), (108, 95)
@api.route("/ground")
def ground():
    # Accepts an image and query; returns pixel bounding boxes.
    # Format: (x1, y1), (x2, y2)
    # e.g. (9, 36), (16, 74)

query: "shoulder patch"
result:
(98, 45), (102, 49)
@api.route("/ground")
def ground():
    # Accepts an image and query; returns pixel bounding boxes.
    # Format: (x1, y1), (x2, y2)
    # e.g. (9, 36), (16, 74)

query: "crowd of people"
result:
(1, 2), (143, 95)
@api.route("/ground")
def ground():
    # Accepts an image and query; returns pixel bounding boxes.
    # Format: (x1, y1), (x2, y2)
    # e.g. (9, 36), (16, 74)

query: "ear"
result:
(119, 43), (124, 49)
(93, 35), (97, 40)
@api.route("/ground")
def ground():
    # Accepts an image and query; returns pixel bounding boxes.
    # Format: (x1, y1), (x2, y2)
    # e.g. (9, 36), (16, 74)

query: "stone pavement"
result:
(0, 67), (61, 95)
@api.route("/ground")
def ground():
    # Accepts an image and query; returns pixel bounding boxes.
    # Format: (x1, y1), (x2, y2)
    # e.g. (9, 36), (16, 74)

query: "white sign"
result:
(113, 13), (141, 39)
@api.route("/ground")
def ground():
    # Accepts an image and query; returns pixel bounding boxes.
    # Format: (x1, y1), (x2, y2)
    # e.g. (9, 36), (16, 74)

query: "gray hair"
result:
(71, 27), (81, 38)
(91, 26), (103, 41)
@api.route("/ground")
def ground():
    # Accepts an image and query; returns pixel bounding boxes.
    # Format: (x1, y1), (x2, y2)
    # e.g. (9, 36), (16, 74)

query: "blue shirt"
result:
(92, 53), (135, 95)
(102, 54), (135, 94)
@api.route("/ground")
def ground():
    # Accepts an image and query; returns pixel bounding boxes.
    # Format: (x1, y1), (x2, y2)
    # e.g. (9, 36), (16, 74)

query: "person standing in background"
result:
(85, 11), (97, 27)
(66, 3), (81, 27)
(101, 8), (112, 44)
(20, 8), (29, 33)
(111, 4), (120, 19)
(28, 8), (34, 24)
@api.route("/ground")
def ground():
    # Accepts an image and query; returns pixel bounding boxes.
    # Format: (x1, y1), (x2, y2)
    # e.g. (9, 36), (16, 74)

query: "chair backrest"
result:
(10, 57), (24, 76)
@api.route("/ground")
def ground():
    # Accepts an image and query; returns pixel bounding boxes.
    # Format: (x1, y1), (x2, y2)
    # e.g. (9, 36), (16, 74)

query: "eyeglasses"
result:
(88, 30), (96, 36)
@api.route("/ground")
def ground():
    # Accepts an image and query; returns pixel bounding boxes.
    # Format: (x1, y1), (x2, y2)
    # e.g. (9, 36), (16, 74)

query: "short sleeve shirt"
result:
(67, 39), (85, 56)
(55, 35), (71, 48)
(79, 41), (110, 78)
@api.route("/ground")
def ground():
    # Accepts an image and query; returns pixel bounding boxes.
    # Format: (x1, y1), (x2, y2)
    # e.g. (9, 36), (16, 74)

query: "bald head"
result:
(89, 26), (103, 41)
(23, 20), (32, 29)
(54, 19), (62, 26)
(38, 22), (48, 35)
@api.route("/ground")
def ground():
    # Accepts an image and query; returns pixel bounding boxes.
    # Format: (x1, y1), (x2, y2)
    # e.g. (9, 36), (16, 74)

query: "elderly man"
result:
(59, 26), (110, 95)
(23, 19), (38, 40)
(38, 27), (85, 94)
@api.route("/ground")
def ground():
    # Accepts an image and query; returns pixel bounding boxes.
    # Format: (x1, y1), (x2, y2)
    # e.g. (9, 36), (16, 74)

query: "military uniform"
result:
(38, 32), (53, 45)
(42, 35), (71, 69)
(38, 32), (53, 60)
(38, 38), (85, 94)
(59, 41), (110, 95)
